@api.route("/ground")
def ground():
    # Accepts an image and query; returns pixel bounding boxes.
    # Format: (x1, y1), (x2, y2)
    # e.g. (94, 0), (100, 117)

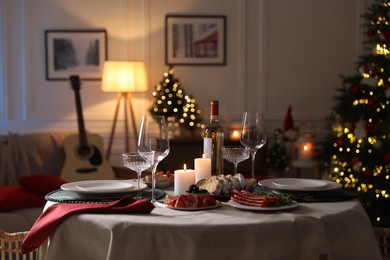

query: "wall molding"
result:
(233, 0), (246, 118)
(258, 0), (267, 115)
(0, 0), (7, 120)
(21, 0), (29, 120)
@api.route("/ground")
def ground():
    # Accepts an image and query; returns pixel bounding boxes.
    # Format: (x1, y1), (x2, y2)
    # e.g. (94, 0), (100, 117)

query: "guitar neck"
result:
(70, 75), (88, 147)
(74, 90), (88, 146)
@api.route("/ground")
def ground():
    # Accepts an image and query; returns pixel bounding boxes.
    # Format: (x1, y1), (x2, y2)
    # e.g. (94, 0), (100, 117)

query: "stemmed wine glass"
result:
(221, 146), (250, 174)
(240, 112), (267, 178)
(122, 152), (153, 200)
(137, 115), (170, 205)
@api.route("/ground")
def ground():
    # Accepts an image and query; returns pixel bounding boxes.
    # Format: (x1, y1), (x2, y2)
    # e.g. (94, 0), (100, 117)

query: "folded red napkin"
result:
(21, 197), (154, 254)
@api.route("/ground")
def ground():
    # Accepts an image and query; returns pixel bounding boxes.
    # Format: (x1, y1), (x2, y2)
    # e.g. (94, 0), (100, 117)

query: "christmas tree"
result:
(266, 129), (289, 175)
(150, 67), (204, 133)
(320, 0), (390, 227)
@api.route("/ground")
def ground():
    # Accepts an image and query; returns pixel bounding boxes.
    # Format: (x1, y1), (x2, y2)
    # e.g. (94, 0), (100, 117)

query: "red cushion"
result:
(0, 186), (45, 211)
(19, 174), (67, 198)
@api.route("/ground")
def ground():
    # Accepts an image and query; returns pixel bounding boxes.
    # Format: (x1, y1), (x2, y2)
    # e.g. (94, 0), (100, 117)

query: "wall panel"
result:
(262, 0), (363, 133)
(0, 0), (7, 120)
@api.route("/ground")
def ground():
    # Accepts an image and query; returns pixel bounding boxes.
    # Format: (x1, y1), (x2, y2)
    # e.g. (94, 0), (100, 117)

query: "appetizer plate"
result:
(143, 177), (174, 189)
(227, 200), (298, 211)
(258, 178), (342, 191)
(165, 201), (221, 211)
(61, 180), (147, 194)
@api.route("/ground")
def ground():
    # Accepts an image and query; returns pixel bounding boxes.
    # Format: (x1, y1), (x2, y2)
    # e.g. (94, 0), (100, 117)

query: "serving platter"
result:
(165, 201), (221, 211)
(227, 200), (298, 211)
(258, 178), (342, 191)
(61, 179), (147, 194)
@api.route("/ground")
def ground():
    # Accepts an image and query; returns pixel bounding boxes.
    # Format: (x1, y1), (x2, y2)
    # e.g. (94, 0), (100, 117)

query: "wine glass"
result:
(240, 112), (267, 178)
(221, 146), (250, 174)
(122, 152), (152, 200)
(137, 115), (170, 205)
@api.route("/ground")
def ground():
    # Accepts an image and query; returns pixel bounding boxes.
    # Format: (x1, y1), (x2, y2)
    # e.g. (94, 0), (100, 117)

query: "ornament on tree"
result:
(354, 119), (366, 139)
(383, 29), (390, 40)
(386, 87), (390, 97)
(373, 139), (382, 149)
(367, 29), (375, 38)
(367, 97), (377, 108)
(361, 77), (378, 87)
(149, 66), (203, 134)
(336, 138), (344, 147)
(349, 84), (361, 95)
(353, 161), (363, 172)
(366, 120), (378, 133)
(364, 169), (373, 179)
(384, 153), (390, 165)
(351, 156), (360, 166)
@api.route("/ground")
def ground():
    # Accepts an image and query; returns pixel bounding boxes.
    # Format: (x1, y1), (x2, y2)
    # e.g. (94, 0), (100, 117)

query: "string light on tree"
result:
(150, 66), (204, 134)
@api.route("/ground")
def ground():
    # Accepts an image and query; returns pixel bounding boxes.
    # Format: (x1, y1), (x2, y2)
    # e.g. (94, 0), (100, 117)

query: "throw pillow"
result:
(19, 174), (67, 198)
(0, 186), (45, 211)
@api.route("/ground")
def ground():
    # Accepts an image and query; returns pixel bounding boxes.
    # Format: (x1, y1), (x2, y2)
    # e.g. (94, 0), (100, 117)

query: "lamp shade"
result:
(101, 61), (148, 92)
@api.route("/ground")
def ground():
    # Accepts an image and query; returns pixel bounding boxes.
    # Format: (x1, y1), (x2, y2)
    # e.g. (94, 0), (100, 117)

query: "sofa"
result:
(0, 132), (72, 232)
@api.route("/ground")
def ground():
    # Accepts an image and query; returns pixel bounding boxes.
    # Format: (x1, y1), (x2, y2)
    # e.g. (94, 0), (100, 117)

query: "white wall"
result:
(0, 0), (370, 166)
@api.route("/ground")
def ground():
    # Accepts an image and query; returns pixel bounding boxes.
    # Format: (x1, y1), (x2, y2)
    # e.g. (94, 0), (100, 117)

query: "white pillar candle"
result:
(194, 157), (211, 183)
(174, 164), (195, 195)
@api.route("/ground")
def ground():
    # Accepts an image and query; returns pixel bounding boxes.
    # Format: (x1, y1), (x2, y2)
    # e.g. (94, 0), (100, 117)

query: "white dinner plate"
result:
(227, 200), (298, 211)
(61, 180), (147, 194)
(258, 178), (342, 191)
(272, 178), (328, 189)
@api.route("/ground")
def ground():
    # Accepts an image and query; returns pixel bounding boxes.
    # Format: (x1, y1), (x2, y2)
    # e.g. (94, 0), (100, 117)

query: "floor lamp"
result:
(101, 61), (148, 160)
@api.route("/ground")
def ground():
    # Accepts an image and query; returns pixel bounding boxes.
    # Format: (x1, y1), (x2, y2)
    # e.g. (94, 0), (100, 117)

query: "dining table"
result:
(38, 184), (382, 260)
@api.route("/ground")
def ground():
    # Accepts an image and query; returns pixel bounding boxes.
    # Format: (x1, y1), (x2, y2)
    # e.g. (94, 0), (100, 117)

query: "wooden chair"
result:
(0, 229), (37, 260)
(374, 227), (390, 259)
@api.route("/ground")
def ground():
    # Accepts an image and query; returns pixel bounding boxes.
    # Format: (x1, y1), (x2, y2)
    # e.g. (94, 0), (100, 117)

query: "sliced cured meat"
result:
(164, 194), (218, 208)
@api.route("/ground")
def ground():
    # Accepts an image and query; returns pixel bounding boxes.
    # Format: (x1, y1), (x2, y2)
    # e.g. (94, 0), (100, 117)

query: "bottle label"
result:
(203, 138), (212, 159)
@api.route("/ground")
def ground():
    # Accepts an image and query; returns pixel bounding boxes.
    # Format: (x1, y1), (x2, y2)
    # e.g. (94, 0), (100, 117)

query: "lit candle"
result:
(194, 156), (211, 183)
(298, 142), (313, 161)
(230, 130), (240, 141)
(174, 164), (195, 195)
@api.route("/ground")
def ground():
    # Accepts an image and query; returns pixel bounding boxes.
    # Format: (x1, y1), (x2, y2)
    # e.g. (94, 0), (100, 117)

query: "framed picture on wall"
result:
(165, 15), (226, 66)
(45, 30), (107, 81)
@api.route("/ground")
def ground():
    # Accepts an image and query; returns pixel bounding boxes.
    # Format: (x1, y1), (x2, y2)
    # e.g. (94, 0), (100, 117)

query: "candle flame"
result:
(233, 130), (239, 137)
(184, 164), (187, 171)
(303, 145), (309, 151)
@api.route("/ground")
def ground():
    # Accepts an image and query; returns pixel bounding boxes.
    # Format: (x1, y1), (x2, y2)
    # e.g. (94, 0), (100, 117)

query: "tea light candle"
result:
(298, 142), (313, 161)
(174, 164), (195, 195)
(194, 156), (211, 183)
(230, 130), (240, 141)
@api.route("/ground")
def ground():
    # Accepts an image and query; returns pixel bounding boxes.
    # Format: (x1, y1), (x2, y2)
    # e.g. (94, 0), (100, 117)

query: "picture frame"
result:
(45, 30), (107, 81)
(165, 15), (226, 66)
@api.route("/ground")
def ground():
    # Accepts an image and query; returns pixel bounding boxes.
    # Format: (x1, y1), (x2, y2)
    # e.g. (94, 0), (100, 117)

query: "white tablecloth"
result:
(44, 199), (381, 260)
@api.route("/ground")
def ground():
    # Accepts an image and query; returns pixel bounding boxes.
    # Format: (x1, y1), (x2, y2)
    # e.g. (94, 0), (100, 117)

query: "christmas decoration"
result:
(320, 0), (390, 227)
(266, 129), (289, 174)
(150, 66), (204, 134)
(283, 105), (298, 141)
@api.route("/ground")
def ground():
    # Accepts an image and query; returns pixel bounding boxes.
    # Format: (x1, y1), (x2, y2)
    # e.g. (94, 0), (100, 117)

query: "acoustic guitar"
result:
(61, 75), (115, 181)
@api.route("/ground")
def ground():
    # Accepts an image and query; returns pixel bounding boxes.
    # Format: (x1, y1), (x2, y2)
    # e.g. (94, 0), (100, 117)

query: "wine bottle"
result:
(203, 100), (224, 175)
